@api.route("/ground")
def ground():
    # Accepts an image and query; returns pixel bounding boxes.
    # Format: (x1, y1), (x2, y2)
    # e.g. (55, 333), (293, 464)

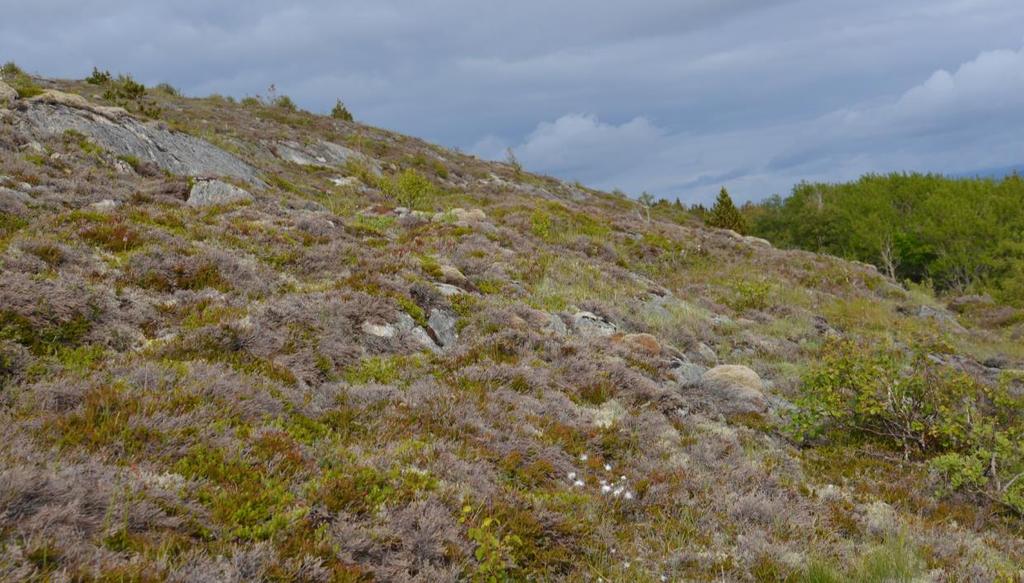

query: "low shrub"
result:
(789, 338), (1024, 514)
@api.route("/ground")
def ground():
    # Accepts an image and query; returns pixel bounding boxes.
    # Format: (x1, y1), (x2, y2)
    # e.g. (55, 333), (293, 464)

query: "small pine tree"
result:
(331, 99), (354, 121)
(706, 187), (747, 234)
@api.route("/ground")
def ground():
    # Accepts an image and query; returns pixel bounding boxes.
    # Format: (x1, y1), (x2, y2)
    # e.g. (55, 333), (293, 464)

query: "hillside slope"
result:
(1, 71), (1023, 582)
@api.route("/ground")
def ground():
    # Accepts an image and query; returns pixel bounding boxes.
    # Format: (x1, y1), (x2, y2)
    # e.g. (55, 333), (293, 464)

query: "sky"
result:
(2, 0), (1024, 204)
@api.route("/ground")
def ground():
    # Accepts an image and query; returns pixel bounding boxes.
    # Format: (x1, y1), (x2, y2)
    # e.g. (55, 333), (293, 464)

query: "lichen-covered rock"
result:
(427, 309), (458, 348)
(701, 364), (768, 415)
(572, 311), (615, 337)
(187, 180), (253, 207)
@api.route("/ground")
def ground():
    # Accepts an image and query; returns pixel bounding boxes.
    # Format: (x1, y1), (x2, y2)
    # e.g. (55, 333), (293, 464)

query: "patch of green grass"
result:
(0, 310), (94, 357)
(348, 213), (395, 236)
(175, 444), (306, 541)
(312, 464), (438, 515)
(343, 355), (410, 385)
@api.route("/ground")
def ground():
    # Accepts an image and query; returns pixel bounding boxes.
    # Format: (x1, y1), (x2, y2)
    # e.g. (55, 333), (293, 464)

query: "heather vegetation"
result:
(0, 67), (1022, 581)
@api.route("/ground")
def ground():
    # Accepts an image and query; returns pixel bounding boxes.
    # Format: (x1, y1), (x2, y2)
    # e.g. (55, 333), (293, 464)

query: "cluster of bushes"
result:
(790, 338), (1024, 515)
(86, 67), (164, 118)
(745, 173), (1024, 306)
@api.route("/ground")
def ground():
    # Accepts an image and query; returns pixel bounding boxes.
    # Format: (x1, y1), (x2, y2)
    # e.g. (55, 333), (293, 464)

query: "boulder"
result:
(439, 264), (470, 287)
(434, 283), (464, 297)
(694, 342), (718, 364)
(361, 321), (396, 338)
(615, 333), (662, 355)
(427, 310), (458, 348)
(542, 313), (568, 336)
(187, 180), (253, 207)
(395, 313), (438, 350)
(701, 365), (768, 415)
(0, 80), (16, 107)
(572, 311), (616, 337)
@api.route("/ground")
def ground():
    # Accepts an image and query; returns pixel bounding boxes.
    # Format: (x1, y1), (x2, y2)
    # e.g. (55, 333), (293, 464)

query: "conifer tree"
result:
(706, 187), (747, 234)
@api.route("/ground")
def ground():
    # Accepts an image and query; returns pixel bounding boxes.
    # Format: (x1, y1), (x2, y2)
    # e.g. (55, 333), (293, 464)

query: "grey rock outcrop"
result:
(425, 311), (458, 348)
(274, 140), (381, 175)
(701, 364), (769, 415)
(572, 311), (616, 337)
(187, 180), (254, 207)
(427, 310), (458, 348)
(14, 92), (260, 183)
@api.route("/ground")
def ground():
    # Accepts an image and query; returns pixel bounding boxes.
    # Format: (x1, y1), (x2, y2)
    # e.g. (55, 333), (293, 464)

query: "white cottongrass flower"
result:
(624, 491), (634, 500)
(604, 464), (612, 471)
(580, 454), (588, 461)
(567, 471), (577, 480)
(601, 484), (612, 494)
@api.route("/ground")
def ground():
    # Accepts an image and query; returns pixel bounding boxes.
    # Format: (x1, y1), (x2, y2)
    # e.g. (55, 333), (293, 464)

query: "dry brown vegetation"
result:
(0, 71), (1022, 581)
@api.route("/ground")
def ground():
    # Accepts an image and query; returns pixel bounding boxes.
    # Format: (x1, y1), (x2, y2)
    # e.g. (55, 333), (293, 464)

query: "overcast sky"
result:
(3, 0), (1024, 203)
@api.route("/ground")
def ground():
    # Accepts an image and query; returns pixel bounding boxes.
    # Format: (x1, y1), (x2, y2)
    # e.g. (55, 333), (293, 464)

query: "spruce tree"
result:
(706, 187), (747, 234)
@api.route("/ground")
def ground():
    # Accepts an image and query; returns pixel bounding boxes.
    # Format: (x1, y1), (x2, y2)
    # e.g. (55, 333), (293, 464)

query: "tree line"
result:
(729, 173), (1024, 306)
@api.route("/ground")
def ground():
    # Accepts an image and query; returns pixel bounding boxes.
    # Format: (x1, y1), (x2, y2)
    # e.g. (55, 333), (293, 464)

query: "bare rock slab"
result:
(187, 179), (253, 207)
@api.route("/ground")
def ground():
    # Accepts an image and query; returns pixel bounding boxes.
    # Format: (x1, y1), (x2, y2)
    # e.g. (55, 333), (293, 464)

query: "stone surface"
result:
(617, 333), (662, 355)
(572, 311), (616, 337)
(187, 180), (254, 207)
(427, 310), (458, 348)
(89, 199), (120, 211)
(695, 342), (718, 364)
(542, 313), (568, 336)
(14, 97), (260, 183)
(701, 364), (768, 415)
(0, 80), (16, 107)
(395, 313), (438, 350)
(275, 140), (381, 175)
(434, 283), (464, 297)
(361, 321), (396, 338)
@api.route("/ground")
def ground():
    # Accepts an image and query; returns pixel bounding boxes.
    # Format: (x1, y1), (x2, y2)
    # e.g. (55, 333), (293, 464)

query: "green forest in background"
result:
(733, 173), (1024, 307)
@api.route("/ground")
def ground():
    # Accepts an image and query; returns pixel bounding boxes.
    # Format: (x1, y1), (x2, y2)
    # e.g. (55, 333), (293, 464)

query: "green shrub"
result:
(273, 95), (297, 111)
(102, 74), (146, 101)
(789, 338), (1024, 514)
(154, 82), (180, 96)
(381, 169), (436, 210)
(85, 67), (112, 85)
(723, 278), (774, 312)
(330, 99), (353, 121)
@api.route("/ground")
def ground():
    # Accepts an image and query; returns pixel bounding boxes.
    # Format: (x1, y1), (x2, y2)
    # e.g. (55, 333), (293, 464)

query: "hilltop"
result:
(1, 67), (1022, 581)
